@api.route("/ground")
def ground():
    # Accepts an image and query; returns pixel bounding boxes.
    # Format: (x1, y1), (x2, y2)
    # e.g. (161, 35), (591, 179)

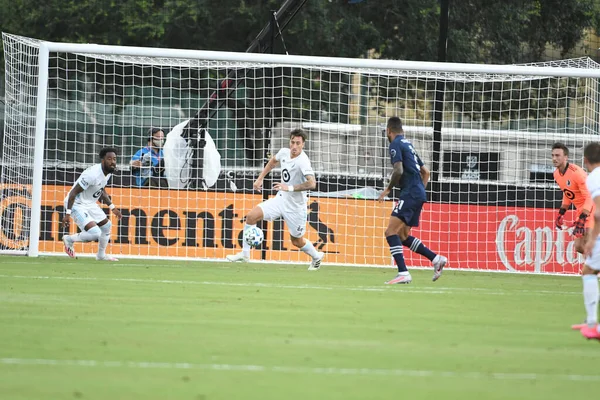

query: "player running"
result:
(552, 142), (594, 255)
(62, 147), (122, 261)
(377, 117), (447, 284)
(575, 142), (600, 340)
(226, 128), (325, 270)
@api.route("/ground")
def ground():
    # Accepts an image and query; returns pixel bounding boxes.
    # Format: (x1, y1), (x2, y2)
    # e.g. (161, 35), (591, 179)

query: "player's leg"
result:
(574, 235), (586, 255)
(96, 217), (118, 262)
(576, 210), (600, 337)
(63, 204), (102, 258)
(398, 225), (436, 262)
(573, 212), (597, 330)
(284, 212), (324, 270)
(579, 263), (600, 339)
(384, 205), (411, 284)
(396, 198), (447, 282)
(227, 198), (278, 262)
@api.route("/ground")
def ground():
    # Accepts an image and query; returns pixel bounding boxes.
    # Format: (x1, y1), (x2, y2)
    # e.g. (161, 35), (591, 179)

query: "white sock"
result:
(242, 223), (255, 258)
(300, 240), (320, 259)
(69, 226), (101, 243)
(583, 274), (599, 326)
(97, 222), (112, 259)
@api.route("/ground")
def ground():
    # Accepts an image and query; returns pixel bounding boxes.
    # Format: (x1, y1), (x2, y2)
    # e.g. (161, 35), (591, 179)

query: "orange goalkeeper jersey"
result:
(553, 163), (594, 213)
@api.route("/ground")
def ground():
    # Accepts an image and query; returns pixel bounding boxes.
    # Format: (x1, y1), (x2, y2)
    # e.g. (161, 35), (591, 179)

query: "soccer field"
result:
(0, 256), (595, 400)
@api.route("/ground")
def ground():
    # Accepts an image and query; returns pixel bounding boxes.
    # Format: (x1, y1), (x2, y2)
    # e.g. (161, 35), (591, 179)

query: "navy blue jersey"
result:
(389, 135), (426, 200)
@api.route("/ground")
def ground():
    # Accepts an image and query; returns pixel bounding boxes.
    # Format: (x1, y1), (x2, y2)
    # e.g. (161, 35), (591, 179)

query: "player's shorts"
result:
(65, 201), (108, 231)
(258, 194), (307, 238)
(391, 196), (425, 227)
(585, 237), (600, 271)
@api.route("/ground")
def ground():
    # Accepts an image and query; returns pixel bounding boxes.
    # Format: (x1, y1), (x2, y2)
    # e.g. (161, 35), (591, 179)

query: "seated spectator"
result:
(130, 128), (168, 188)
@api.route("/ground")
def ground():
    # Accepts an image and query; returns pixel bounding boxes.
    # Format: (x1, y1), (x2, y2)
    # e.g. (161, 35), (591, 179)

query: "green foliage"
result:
(1, 0), (598, 132)
(1, 0), (596, 62)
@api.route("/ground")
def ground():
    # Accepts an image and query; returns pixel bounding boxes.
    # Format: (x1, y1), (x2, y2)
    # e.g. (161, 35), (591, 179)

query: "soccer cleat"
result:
(226, 252), (249, 263)
(308, 252), (325, 271)
(96, 255), (119, 262)
(571, 319), (588, 330)
(385, 272), (412, 284)
(581, 325), (600, 340)
(63, 235), (76, 259)
(432, 255), (447, 282)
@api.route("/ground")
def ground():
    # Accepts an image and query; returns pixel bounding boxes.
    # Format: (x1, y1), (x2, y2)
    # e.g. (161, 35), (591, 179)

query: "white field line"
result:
(0, 274), (579, 296)
(1, 357), (598, 382)
(3, 257), (585, 277)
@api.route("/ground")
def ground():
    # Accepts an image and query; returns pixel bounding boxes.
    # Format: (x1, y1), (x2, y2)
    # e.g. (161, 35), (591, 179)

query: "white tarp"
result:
(163, 120), (221, 189)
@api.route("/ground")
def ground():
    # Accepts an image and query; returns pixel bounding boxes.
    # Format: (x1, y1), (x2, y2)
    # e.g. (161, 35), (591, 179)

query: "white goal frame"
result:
(4, 35), (600, 274)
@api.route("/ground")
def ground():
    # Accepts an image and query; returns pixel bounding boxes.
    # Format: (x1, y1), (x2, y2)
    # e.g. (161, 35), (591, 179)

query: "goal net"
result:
(2, 33), (600, 273)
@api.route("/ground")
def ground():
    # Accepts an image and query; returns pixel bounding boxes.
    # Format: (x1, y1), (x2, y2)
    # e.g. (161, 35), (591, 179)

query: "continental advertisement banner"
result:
(0, 184), (584, 274)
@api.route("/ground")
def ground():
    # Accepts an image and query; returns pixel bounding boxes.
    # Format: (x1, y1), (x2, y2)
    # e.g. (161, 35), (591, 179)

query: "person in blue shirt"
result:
(377, 117), (447, 284)
(130, 127), (168, 187)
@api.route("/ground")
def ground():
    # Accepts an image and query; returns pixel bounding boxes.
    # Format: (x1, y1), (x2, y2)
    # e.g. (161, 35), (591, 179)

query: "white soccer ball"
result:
(244, 226), (264, 248)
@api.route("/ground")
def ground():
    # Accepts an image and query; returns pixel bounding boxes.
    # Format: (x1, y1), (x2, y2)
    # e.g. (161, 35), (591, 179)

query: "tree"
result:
(1, 0), (598, 130)
(1, 0), (597, 66)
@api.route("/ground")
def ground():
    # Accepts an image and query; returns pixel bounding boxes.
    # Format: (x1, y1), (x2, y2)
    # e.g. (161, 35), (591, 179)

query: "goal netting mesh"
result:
(2, 33), (600, 273)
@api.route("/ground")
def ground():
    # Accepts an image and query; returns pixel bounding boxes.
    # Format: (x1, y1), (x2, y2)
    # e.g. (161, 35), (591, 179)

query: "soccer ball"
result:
(244, 226), (264, 248)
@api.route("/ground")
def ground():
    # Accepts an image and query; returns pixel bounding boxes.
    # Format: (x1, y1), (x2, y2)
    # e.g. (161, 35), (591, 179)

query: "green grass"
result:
(0, 256), (595, 400)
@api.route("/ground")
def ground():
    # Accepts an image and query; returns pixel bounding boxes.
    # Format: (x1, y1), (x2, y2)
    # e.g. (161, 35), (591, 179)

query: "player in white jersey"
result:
(576, 142), (600, 340)
(61, 147), (123, 261)
(227, 129), (325, 270)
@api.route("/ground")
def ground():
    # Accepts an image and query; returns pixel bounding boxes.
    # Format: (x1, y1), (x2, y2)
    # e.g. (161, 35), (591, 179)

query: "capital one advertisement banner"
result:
(0, 184), (583, 274)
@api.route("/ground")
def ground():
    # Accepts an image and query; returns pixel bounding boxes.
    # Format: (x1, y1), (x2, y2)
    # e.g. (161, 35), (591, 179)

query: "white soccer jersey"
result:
(585, 167), (600, 271)
(275, 148), (314, 209)
(587, 167), (600, 201)
(65, 164), (112, 206)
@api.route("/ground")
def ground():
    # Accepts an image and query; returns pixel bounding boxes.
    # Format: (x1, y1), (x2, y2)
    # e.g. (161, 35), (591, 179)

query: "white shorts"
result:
(585, 238), (600, 271)
(258, 194), (307, 238)
(66, 201), (108, 231)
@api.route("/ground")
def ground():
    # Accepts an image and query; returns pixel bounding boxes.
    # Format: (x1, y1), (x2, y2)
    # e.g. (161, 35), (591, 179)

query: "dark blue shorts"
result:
(391, 197), (425, 227)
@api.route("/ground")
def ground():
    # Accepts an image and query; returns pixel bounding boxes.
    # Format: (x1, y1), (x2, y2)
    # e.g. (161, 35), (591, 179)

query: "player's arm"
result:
(99, 190), (122, 220)
(577, 170), (593, 216)
(387, 161), (404, 191)
(378, 161), (403, 201)
(420, 165), (430, 187)
(274, 174), (316, 192)
(130, 149), (144, 169)
(61, 184), (84, 229)
(253, 156), (279, 192)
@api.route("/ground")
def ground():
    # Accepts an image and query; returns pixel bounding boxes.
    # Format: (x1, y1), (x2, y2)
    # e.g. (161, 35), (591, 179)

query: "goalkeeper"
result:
(552, 142), (594, 255)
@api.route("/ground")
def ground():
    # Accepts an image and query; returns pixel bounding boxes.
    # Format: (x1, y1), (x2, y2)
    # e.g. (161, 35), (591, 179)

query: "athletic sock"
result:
(387, 235), (408, 273)
(402, 235), (436, 261)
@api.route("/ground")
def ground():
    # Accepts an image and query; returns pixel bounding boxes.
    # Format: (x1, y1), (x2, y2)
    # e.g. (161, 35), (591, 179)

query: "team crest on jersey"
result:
(567, 180), (571, 186)
(390, 149), (396, 157)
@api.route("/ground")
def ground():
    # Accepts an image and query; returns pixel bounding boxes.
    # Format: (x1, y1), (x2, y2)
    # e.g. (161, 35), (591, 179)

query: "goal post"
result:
(2, 32), (600, 274)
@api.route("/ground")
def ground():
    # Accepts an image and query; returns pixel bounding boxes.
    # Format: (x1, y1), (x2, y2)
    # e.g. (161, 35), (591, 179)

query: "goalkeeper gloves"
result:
(572, 213), (588, 238)
(555, 208), (567, 229)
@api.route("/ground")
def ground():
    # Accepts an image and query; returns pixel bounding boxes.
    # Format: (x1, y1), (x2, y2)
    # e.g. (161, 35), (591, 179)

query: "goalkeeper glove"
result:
(555, 208), (567, 229)
(572, 213), (588, 238)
